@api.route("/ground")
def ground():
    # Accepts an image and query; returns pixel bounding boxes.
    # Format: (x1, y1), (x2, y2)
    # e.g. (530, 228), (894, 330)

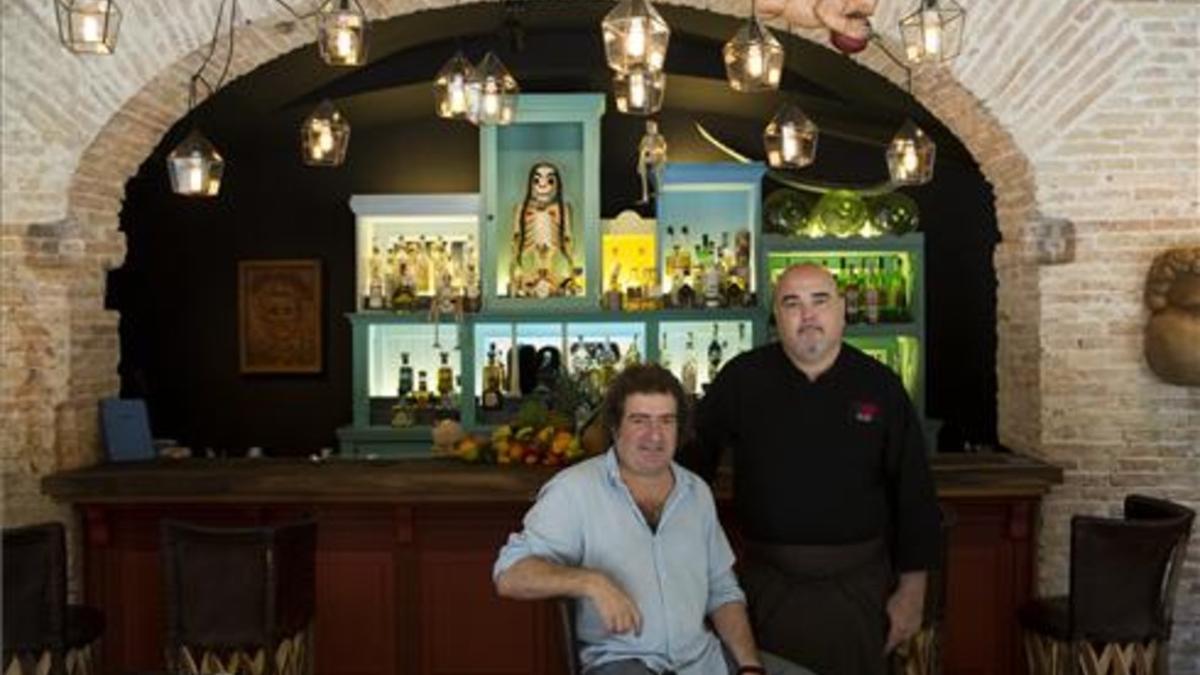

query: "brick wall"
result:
(2, 0), (1197, 669)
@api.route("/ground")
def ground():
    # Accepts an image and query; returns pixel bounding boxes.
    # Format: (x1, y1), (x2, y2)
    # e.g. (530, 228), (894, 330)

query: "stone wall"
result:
(2, 0), (1197, 669)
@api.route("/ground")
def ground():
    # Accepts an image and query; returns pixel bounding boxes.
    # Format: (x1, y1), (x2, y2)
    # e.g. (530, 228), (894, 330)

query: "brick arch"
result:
(57, 0), (1042, 457)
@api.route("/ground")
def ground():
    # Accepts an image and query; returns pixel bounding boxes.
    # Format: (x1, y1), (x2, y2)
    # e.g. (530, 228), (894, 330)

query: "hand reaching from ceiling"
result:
(756, 0), (877, 40)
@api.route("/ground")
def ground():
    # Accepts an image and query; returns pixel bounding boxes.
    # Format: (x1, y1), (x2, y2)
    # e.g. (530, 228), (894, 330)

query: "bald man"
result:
(683, 264), (940, 675)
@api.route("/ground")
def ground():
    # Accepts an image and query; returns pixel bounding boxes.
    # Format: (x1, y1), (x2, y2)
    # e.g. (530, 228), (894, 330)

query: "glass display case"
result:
(472, 319), (646, 425)
(656, 163), (765, 309)
(480, 94), (604, 310)
(762, 232), (927, 416)
(350, 194), (481, 313)
(657, 319), (756, 397)
(601, 210), (658, 311)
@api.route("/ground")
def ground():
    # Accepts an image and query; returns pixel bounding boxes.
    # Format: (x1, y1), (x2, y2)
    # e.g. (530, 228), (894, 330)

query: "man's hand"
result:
(884, 571), (926, 653)
(756, 0), (877, 40)
(585, 571), (643, 636)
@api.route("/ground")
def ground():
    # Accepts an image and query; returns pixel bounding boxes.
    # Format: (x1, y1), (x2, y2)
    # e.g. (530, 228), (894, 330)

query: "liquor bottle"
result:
(677, 269), (697, 308)
(623, 334), (642, 369)
(681, 332), (698, 396)
(415, 371), (430, 409)
(864, 259), (882, 324)
(702, 257), (723, 308)
(888, 257), (909, 322)
(391, 263), (417, 311)
(836, 257), (848, 295)
(367, 239), (386, 309)
(678, 226), (693, 277)
(436, 351), (454, 398)
(481, 343), (505, 410)
(706, 323), (724, 382)
(658, 333), (672, 371)
(664, 226), (678, 284)
(397, 352), (414, 399)
(844, 262), (861, 324)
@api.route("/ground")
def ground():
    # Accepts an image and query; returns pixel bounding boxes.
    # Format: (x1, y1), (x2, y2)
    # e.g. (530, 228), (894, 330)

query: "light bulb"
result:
(630, 71), (646, 108)
(922, 10), (942, 57)
(317, 125), (334, 154)
(781, 124), (798, 161)
(449, 74), (466, 114)
(336, 28), (355, 58)
(483, 81), (500, 117)
(902, 143), (919, 174)
(746, 43), (765, 79)
(626, 18), (647, 59)
(80, 14), (102, 43)
(186, 163), (204, 194)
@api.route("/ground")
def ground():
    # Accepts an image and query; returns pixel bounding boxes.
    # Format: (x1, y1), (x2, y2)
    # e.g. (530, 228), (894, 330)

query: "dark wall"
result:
(113, 101), (998, 456)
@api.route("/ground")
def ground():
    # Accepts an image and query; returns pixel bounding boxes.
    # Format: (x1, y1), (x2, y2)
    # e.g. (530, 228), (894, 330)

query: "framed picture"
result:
(238, 259), (322, 374)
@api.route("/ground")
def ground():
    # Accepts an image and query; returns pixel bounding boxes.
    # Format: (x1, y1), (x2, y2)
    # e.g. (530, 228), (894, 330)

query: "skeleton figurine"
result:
(637, 120), (668, 203)
(512, 162), (574, 294)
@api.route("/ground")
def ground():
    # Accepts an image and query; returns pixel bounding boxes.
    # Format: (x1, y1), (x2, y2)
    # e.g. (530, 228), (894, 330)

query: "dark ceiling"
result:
(191, 0), (973, 169)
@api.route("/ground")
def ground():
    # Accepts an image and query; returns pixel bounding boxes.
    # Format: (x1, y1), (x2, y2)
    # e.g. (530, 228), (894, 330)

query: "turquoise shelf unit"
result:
(655, 162), (767, 303)
(480, 94), (605, 312)
(760, 233), (929, 420)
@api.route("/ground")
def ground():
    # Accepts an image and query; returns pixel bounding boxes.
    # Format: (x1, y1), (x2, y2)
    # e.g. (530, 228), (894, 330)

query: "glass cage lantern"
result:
(886, 120), (936, 185)
(55, 0), (122, 54)
(601, 0), (671, 73)
(167, 130), (225, 197)
(466, 52), (519, 125)
(763, 103), (818, 169)
(723, 14), (784, 92)
(318, 0), (368, 66)
(434, 51), (476, 120)
(301, 100), (351, 167)
(899, 0), (965, 64)
(613, 68), (666, 115)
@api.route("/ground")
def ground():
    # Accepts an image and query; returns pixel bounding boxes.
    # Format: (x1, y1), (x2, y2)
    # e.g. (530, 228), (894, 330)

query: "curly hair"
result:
(600, 363), (690, 441)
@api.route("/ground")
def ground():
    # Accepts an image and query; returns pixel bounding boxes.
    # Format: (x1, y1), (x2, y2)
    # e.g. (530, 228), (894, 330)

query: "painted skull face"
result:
(531, 165), (559, 202)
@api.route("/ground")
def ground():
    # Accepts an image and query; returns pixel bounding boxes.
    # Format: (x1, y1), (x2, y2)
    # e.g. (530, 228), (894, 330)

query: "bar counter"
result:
(43, 450), (1060, 502)
(44, 452), (1061, 675)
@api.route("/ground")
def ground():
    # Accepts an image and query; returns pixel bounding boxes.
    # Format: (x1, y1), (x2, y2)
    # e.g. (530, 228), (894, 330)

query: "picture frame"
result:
(238, 259), (322, 374)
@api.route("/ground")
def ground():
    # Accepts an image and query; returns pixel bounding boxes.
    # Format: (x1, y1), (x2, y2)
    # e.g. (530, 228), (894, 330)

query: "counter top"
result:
(43, 451), (1062, 504)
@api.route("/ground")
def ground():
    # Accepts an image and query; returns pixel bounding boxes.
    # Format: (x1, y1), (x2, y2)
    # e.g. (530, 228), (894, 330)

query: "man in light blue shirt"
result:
(494, 364), (812, 675)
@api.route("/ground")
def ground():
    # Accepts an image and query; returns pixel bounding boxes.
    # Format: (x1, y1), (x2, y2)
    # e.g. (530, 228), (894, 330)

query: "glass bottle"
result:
(623, 334), (642, 369)
(437, 351), (454, 397)
(681, 331), (698, 396)
(844, 261), (861, 324)
(481, 343), (504, 410)
(678, 226), (693, 276)
(888, 257), (909, 322)
(864, 258), (882, 324)
(706, 323), (724, 382)
(415, 370), (430, 409)
(397, 352), (414, 399)
(658, 332), (672, 371)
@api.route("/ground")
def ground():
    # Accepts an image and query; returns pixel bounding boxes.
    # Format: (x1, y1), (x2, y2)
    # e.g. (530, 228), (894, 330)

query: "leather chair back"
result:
(1069, 495), (1194, 643)
(161, 520), (316, 651)
(3, 522), (68, 653)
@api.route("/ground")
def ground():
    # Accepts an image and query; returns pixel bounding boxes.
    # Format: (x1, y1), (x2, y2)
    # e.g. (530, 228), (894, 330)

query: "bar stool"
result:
(3, 522), (105, 675)
(1019, 495), (1194, 675)
(891, 504), (956, 675)
(160, 520), (316, 675)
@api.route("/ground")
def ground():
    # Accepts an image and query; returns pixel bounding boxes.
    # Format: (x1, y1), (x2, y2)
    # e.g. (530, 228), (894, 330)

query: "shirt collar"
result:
(602, 447), (692, 494)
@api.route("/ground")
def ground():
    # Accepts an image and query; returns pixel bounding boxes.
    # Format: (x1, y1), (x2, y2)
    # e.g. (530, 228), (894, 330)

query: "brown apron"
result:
(741, 538), (891, 675)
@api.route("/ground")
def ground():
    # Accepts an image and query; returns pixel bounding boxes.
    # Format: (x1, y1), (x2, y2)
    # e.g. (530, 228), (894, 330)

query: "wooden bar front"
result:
(44, 453), (1061, 675)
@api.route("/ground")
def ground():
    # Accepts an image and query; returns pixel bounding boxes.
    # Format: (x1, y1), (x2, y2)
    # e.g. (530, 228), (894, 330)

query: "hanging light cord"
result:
(188, 0), (239, 109)
(694, 122), (897, 196)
